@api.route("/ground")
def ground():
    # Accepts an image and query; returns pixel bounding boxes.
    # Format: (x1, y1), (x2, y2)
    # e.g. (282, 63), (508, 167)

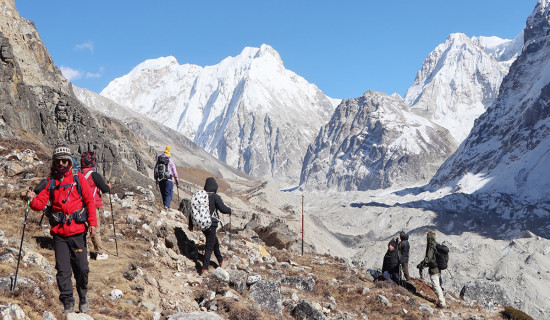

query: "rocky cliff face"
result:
(0, 0), (71, 94)
(300, 91), (456, 191)
(404, 32), (522, 144)
(0, 0), (153, 187)
(100, 45), (339, 187)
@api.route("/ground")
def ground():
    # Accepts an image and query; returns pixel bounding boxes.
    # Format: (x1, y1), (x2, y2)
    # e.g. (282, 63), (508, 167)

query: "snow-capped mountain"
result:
(100, 45), (339, 186)
(405, 32), (523, 143)
(300, 91), (456, 191)
(429, 0), (550, 205)
(299, 31), (522, 191)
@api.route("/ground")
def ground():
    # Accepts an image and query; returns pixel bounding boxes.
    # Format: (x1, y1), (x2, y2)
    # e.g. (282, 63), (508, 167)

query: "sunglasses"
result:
(54, 159), (70, 165)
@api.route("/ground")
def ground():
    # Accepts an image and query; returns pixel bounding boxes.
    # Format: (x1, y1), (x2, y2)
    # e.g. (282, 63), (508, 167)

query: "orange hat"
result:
(164, 145), (171, 157)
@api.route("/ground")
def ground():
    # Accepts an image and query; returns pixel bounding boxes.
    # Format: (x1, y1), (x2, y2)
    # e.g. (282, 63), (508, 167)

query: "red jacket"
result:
(31, 168), (97, 237)
(82, 168), (104, 208)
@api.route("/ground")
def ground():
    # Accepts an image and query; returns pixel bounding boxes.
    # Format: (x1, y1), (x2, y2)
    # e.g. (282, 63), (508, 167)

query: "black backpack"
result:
(154, 156), (172, 182)
(434, 243), (449, 270)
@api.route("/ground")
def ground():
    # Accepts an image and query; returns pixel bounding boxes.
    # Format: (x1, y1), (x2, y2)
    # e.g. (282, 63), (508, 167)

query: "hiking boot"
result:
(79, 298), (89, 313)
(218, 260), (223, 268)
(63, 301), (74, 313)
(96, 253), (108, 260)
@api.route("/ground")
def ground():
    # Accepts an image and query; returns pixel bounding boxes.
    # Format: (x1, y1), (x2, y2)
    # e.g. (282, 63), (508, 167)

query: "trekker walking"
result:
(399, 231), (411, 281)
(201, 177), (231, 274)
(382, 239), (400, 283)
(81, 151), (111, 260)
(26, 143), (97, 313)
(155, 145), (179, 209)
(417, 230), (446, 307)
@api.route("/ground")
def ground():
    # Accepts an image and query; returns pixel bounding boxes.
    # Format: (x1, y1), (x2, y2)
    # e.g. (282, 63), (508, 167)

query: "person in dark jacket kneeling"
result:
(382, 239), (400, 283)
(201, 177), (231, 274)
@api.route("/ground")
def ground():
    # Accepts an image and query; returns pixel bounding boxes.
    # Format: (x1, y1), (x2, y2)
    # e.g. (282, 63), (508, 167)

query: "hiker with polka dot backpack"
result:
(191, 177), (231, 274)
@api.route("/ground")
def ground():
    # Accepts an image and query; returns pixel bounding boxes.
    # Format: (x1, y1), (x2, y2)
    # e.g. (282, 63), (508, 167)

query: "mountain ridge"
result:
(100, 44), (339, 186)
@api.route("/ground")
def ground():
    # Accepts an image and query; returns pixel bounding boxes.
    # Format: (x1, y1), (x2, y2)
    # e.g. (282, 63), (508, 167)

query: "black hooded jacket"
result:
(204, 177), (231, 228)
(399, 233), (410, 263)
(382, 247), (400, 274)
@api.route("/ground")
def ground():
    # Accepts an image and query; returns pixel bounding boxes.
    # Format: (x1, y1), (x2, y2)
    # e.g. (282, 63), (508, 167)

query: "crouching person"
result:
(382, 239), (400, 283)
(26, 143), (97, 314)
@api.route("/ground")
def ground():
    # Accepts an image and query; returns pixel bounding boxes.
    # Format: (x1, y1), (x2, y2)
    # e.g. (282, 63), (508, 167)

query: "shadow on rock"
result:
(33, 236), (54, 250)
(174, 227), (202, 272)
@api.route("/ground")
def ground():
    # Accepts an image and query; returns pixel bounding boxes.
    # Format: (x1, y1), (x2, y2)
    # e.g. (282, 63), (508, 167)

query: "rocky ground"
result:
(0, 141), (533, 320)
(298, 189), (550, 319)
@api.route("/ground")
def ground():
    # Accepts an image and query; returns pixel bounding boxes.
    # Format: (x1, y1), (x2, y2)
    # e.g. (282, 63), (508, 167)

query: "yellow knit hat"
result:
(164, 145), (171, 157)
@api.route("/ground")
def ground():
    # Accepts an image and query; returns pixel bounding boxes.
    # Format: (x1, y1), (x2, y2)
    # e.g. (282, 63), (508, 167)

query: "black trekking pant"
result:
(202, 225), (222, 270)
(53, 232), (89, 304)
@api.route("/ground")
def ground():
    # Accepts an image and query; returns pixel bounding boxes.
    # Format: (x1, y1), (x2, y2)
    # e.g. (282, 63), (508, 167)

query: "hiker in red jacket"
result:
(26, 143), (97, 314)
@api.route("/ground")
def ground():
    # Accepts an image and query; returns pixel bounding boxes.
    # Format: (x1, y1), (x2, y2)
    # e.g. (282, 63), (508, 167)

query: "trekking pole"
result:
(229, 211), (232, 248)
(12, 191), (31, 293)
(176, 180), (180, 208)
(399, 263), (403, 286)
(108, 185), (119, 257)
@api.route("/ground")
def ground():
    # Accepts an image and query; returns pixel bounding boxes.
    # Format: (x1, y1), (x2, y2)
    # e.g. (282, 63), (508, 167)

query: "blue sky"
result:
(15, 1), (535, 99)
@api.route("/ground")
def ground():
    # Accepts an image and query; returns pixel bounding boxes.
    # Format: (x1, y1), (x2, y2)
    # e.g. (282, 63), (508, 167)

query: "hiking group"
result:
(154, 145), (233, 273)
(21, 142), (234, 313)
(22, 142), (449, 313)
(379, 230), (448, 308)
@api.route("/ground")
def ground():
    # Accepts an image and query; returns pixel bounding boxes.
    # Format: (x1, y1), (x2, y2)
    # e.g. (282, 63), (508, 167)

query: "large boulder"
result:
(291, 300), (327, 320)
(249, 279), (283, 315)
(460, 280), (511, 307)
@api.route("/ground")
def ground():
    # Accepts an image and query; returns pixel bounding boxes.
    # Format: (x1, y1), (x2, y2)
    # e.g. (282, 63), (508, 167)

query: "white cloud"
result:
(85, 72), (101, 78)
(60, 66), (82, 81)
(75, 41), (94, 53)
(85, 66), (104, 79)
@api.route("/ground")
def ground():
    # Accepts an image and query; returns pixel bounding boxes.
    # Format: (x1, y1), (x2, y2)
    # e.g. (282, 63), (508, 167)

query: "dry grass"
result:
(502, 305), (534, 320)
(179, 166), (231, 193)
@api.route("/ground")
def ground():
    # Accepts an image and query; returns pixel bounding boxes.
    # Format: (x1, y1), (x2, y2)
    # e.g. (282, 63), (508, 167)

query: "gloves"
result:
(416, 263), (423, 269)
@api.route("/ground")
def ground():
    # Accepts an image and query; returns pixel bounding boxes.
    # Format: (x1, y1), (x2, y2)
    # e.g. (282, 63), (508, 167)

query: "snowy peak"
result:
(404, 32), (521, 143)
(472, 33), (524, 63)
(100, 44), (338, 186)
(138, 56), (179, 71)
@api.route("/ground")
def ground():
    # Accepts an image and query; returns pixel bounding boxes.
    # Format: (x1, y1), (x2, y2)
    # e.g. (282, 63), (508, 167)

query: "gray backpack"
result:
(154, 156), (172, 182)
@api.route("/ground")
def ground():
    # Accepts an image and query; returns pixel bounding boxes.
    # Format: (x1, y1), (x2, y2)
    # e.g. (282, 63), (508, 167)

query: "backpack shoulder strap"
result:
(73, 169), (82, 198)
(84, 169), (94, 180)
(48, 177), (56, 204)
